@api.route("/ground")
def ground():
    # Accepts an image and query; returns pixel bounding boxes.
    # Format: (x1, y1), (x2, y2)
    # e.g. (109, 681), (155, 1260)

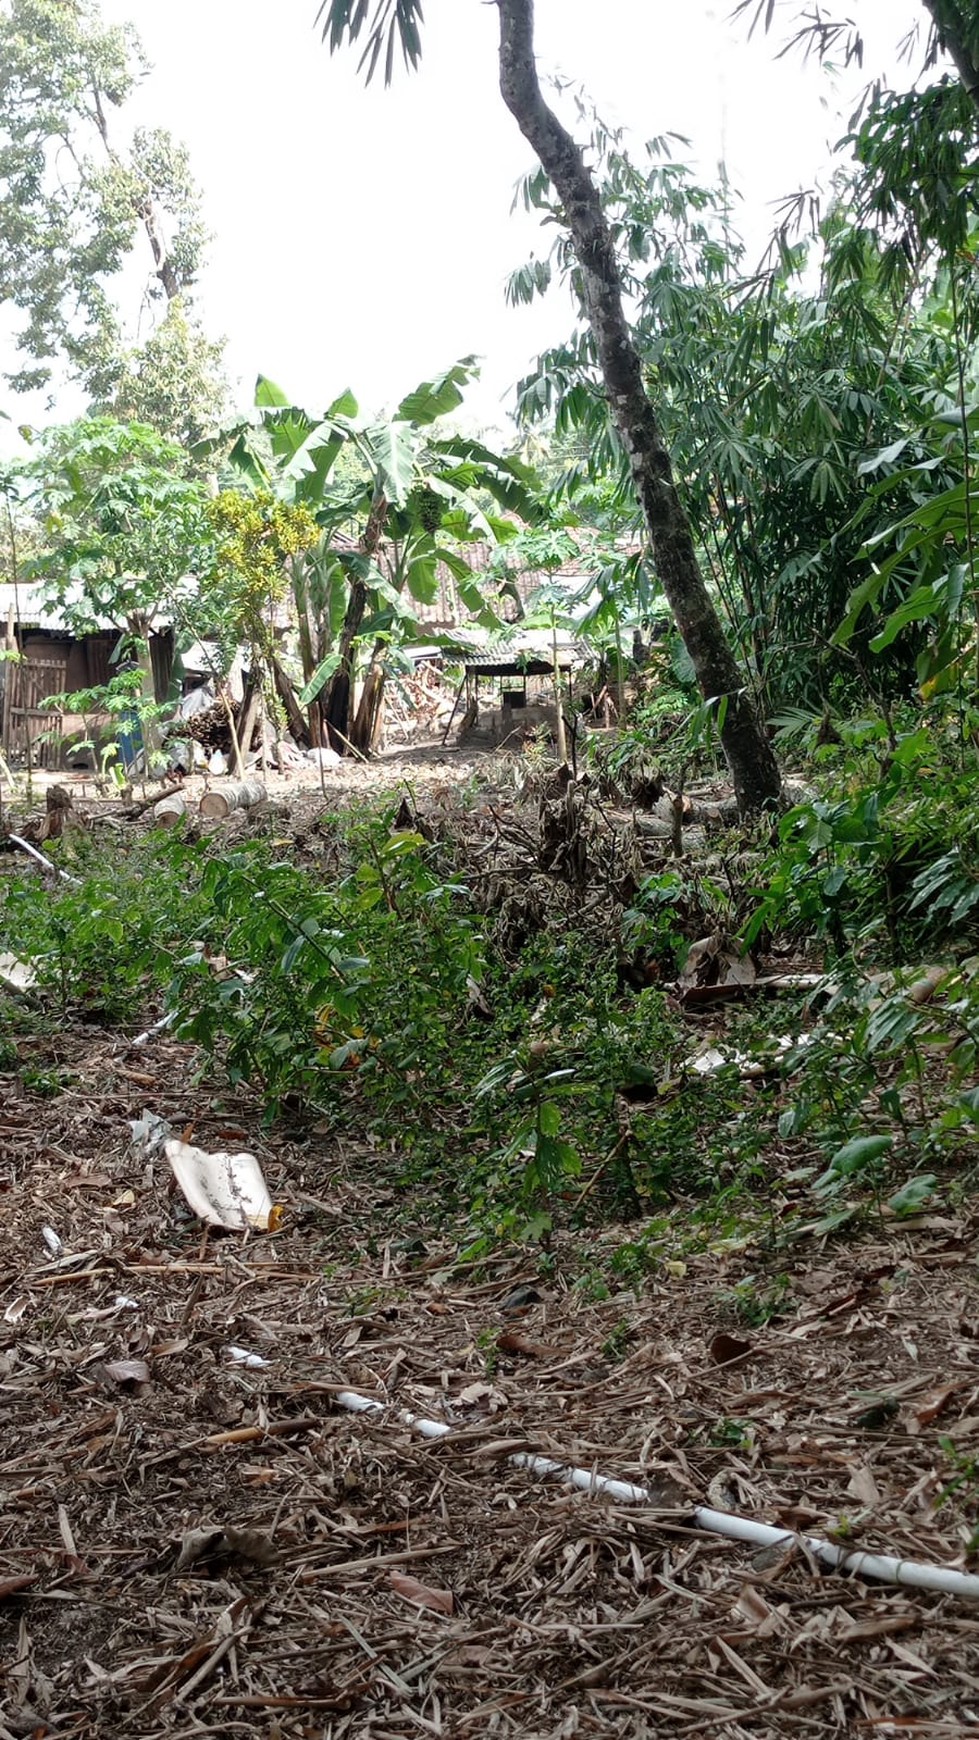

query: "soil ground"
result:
(2, 750), (979, 1738)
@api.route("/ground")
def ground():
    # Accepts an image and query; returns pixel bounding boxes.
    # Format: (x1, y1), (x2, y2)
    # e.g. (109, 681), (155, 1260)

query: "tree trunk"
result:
(322, 487), (388, 752)
(235, 671), (262, 761)
(271, 655), (311, 747)
(129, 617), (162, 761)
(92, 86), (182, 302)
(351, 655), (386, 753)
(497, 0), (781, 816)
(288, 552), (323, 746)
(921, 1), (979, 117)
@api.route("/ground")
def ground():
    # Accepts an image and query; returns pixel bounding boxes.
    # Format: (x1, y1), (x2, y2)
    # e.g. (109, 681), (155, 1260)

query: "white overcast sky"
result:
(2, 0), (929, 445)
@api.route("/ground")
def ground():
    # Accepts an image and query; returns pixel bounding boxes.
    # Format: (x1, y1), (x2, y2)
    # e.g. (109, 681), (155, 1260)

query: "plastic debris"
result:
(164, 1138), (273, 1231)
(0, 952), (37, 991)
(224, 1344), (271, 1368)
(129, 1111), (172, 1156)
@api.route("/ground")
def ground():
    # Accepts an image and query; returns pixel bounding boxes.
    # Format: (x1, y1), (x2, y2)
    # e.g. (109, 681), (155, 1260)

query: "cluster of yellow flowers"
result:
(208, 490), (320, 614)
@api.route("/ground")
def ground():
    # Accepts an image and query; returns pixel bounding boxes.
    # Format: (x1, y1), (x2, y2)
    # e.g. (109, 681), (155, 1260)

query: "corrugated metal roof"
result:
(448, 627), (582, 670)
(0, 582), (173, 636)
(0, 581), (69, 631)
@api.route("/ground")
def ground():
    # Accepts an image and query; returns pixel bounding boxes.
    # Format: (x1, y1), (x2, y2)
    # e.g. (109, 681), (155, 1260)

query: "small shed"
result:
(441, 629), (581, 748)
(0, 582), (174, 767)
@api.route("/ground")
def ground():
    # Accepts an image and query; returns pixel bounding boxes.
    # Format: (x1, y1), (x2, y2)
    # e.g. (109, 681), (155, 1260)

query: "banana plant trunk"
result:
(351, 662), (384, 753)
(497, 0), (781, 815)
(351, 640), (386, 752)
(322, 487), (387, 752)
(288, 553), (323, 746)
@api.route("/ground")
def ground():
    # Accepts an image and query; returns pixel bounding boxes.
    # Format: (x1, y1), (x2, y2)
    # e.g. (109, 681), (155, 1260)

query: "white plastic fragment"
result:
(0, 952), (37, 991)
(685, 1033), (815, 1078)
(224, 1344), (271, 1369)
(129, 1111), (172, 1156)
(332, 1389), (979, 1602)
(164, 1138), (273, 1231)
(132, 1012), (178, 1048)
(41, 1226), (63, 1256)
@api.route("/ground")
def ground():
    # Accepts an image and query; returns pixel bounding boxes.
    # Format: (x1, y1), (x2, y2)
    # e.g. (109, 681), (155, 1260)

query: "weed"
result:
(725, 1273), (793, 1325)
(938, 1439), (979, 1554)
(708, 1418), (755, 1451)
(601, 1320), (633, 1361)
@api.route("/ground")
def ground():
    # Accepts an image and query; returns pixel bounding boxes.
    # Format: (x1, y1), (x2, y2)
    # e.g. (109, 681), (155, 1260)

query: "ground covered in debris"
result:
(2, 751), (979, 1738)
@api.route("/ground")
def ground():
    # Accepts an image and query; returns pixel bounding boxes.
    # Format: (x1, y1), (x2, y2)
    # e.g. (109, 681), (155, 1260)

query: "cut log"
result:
(198, 779), (266, 821)
(153, 792), (188, 828)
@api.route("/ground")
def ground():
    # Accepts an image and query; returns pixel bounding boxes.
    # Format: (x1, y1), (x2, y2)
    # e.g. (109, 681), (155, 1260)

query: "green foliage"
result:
(0, 831), (208, 1022)
(0, 809), (694, 1245)
(24, 417), (210, 634)
(513, 120), (972, 711)
(0, 0), (224, 423)
(214, 367), (541, 736)
(170, 819), (483, 1117)
(746, 726), (979, 959)
(773, 959), (979, 1229)
(93, 301), (228, 449)
(316, 0), (424, 86)
(44, 664), (169, 778)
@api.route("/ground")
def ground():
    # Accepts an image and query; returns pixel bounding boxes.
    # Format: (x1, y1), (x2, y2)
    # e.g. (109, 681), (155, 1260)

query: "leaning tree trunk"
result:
(322, 487), (388, 753)
(920, 0), (979, 116)
(497, 0), (782, 816)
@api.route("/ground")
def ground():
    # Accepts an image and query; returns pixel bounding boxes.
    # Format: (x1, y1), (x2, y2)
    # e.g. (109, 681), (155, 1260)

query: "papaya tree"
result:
(316, 0), (783, 812)
(24, 418), (210, 744)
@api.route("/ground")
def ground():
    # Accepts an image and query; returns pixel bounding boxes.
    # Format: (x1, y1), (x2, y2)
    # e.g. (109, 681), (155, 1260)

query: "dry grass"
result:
(3, 1014), (979, 1739)
(3, 749), (979, 1737)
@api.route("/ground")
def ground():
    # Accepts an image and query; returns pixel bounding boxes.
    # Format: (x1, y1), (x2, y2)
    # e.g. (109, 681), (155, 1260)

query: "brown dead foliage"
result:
(1, 1012), (979, 1740)
(2, 754), (979, 1735)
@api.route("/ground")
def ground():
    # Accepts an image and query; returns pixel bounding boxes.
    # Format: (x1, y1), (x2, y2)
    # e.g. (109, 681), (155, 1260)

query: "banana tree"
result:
(224, 361), (545, 753)
(343, 427), (547, 751)
(313, 360), (546, 751)
(212, 376), (362, 745)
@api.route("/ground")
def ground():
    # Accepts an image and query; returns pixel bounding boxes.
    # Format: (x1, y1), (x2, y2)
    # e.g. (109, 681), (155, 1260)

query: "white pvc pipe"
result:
(8, 834), (80, 884)
(334, 1389), (979, 1601)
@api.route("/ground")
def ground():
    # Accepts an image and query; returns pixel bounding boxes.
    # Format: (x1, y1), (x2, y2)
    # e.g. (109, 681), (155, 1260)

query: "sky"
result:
(2, 0), (929, 447)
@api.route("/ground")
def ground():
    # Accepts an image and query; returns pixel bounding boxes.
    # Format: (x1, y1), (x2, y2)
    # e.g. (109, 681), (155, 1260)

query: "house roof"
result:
(445, 625), (582, 673)
(0, 582), (172, 637)
(0, 581), (70, 632)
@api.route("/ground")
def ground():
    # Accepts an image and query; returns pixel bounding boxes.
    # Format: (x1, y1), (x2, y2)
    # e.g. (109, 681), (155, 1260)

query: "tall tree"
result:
(511, 131), (972, 713)
(0, 0), (226, 435)
(317, 0), (782, 813)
